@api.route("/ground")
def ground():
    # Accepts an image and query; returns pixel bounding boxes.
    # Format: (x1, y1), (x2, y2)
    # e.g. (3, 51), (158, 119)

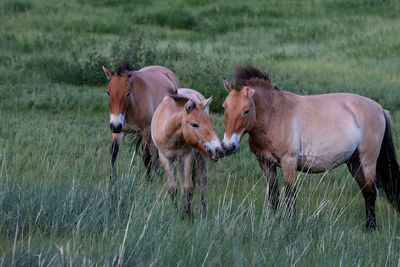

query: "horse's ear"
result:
(102, 66), (113, 80)
(184, 99), (196, 113)
(127, 71), (135, 79)
(223, 79), (232, 92)
(200, 97), (212, 114)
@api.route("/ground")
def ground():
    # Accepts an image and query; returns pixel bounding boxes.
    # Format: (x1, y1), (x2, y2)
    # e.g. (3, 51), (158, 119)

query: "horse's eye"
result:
(125, 92), (131, 98)
(243, 109), (250, 116)
(190, 122), (199, 128)
(222, 106), (226, 113)
(107, 91), (110, 96)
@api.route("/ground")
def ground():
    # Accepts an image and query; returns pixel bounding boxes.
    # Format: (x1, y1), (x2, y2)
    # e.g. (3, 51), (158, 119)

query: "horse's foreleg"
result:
(282, 156), (298, 217)
(110, 133), (124, 178)
(196, 155), (207, 218)
(159, 152), (177, 207)
(258, 160), (279, 210)
(142, 146), (152, 182)
(150, 142), (160, 175)
(176, 153), (194, 220)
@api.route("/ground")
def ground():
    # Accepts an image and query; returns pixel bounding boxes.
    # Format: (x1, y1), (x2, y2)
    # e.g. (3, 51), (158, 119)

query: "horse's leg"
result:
(281, 155), (298, 217)
(140, 131), (154, 182)
(142, 145), (152, 182)
(176, 152), (194, 220)
(347, 150), (377, 229)
(159, 152), (177, 207)
(150, 141), (161, 175)
(196, 154), (207, 217)
(258, 159), (279, 210)
(110, 133), (124, 178)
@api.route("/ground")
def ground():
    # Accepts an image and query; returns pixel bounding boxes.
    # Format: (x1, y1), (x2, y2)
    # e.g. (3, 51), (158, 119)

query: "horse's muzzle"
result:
(222, 142), (237, 156)
(206, 147), (224, 162)
(110, 123), (123, 133)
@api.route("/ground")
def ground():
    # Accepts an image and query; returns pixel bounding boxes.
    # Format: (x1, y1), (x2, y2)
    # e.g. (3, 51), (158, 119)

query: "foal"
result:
(151, 88), (224, 218)
(102, 63), (180, 179)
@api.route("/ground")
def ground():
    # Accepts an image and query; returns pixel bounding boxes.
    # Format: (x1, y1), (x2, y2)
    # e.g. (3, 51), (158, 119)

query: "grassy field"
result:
(1, 0), (400, 265)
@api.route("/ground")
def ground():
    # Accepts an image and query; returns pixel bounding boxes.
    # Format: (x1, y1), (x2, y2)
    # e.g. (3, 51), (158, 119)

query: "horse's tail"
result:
(376, 110), (400, 212)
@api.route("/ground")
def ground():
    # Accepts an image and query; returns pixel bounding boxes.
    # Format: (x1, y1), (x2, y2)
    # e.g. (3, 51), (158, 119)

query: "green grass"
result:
(1, 0), (400, 265)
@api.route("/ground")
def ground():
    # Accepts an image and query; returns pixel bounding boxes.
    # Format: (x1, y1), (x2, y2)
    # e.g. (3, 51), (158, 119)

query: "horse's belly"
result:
(297, 149), (355, 173)
(297, 129), (361, 173)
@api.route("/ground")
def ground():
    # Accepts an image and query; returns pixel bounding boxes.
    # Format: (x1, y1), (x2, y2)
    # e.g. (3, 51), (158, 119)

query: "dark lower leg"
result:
(269, 182), (279, 210)
(362, 186), (377, 229)
(110, 140), (119, 177)
(143, 148), (152, 182)
(182, 188), (194, 220)
(169, 187), (178, 208)
(285, 185), (297, 216)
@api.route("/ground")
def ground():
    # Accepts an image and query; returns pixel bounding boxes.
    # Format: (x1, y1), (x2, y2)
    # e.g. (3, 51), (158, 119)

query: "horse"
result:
(151, 88), (224, 218)
(102, 62), (180, 179)
(221, 64), (400, 229)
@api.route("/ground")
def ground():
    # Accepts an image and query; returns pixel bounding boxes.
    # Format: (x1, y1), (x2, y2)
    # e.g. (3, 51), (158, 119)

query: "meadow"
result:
(1, 0), (400, 265)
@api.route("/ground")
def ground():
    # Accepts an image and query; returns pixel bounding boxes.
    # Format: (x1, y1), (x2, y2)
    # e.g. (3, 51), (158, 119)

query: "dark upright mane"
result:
(116, 62), (133, 74)
(234, 65), (277, 90)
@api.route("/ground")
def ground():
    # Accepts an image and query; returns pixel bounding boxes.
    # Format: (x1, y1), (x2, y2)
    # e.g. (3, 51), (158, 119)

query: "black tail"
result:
(376, 111), (400, 212)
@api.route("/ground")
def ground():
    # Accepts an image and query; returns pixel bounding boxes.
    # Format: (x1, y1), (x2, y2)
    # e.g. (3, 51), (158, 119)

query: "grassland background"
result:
(1, 0), (400, 266)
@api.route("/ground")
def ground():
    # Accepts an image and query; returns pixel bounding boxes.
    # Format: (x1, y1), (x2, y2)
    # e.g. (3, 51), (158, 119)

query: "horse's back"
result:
(138, 65), (180, 90)
(129, 66), (179, 123)
(296, 93), (385, 132)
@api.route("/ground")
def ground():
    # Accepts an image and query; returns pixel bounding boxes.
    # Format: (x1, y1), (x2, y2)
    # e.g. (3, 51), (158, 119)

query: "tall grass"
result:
(1, 0), (400, 265)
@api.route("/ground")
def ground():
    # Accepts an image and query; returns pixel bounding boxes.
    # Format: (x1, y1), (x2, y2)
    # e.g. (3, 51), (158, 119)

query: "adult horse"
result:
(102, 62), (180, 179)
(151, 88), (224, 218)
(221, 65), (400, 229)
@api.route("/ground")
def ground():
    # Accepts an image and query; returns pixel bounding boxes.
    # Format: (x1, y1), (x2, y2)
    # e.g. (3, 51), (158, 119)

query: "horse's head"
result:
(221, 79), (256, 156)
(102, 65), (134, 133)
(181, 98), (224, 161)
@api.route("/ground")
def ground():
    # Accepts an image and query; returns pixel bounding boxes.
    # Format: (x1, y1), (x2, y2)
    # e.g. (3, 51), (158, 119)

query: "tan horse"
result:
(222, 65), (400, 229)
(151, 88), (224, 218)
(102, 62), (180, 179)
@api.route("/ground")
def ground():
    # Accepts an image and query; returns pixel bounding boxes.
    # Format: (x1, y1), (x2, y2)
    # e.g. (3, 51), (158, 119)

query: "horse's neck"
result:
(249, 90), (292, 150)
(125, 95), (147, 129)
(167, 111), (186, 147)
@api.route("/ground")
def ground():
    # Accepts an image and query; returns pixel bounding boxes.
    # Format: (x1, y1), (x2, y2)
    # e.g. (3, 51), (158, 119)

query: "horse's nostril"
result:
(218, 149), (224, 158)
(110, 123), (122, 133)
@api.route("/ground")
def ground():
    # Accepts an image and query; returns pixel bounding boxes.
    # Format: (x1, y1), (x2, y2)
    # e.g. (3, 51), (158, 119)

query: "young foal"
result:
(222, 65), (400, 229)
(103, 62), (180, 179)
(151, 88), (224, 218)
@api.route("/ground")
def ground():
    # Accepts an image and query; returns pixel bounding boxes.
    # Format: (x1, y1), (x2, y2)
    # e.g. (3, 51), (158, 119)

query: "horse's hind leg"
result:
(159, 152), (177, 207)
(195, 154), (207, 217)
(347, 150), (377, 229)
